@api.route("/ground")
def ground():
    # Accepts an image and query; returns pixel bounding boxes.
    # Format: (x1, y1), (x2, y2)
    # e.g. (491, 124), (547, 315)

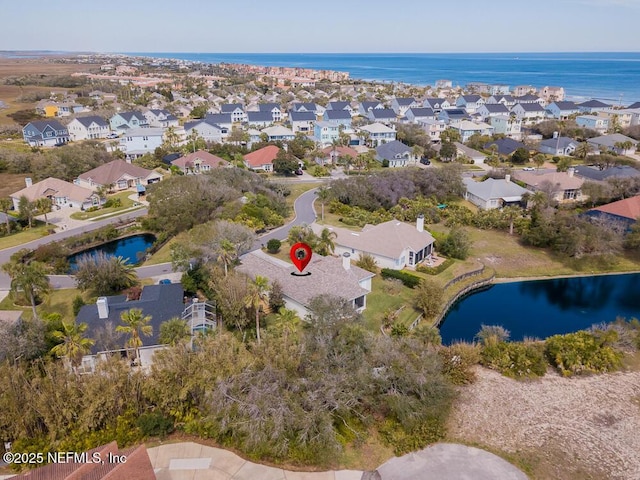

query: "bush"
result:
(136, 411), (175, 438)
(544, 330), (623, 376)
(266, 238), (281, 253)
(439, 227), (471, 260)
(416, 258), (455, 275)
(439, 342), (481, 385)
(380, 268), (421, 288)
(104, 198), (122, 208)
(480, 341), (547, 379)
(355, 252), (378, 272)
(72, 295), (86, 316)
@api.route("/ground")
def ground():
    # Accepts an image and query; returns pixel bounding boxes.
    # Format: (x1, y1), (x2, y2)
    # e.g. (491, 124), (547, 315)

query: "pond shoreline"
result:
(494, 269), (640, 284)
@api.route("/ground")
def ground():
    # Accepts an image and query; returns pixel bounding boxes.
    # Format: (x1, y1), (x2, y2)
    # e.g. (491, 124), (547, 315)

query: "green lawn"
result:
(362, 276), (420, 331)
(70, 191), (136, 221)
(0, 224), (52, 251)
(0, 287), (87, 321)
(142, 232), (188, 266)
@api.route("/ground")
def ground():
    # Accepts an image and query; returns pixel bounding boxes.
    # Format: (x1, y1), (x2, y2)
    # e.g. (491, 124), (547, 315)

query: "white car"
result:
(522, 167), (535, 171)
(106, 133), (119, 139)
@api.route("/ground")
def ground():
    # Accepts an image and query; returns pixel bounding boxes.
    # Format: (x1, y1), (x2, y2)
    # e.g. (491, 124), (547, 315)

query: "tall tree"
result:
(116, 308), (153, 361)
(245, 275), (269, 344)
(50, 321), (95, 370)
(74, 252), (138, 295)
(316, 228), (337, 256)
(35, 197), (52, 225)
(0, 198), (13, 234)
(2, 259), (50, 319)
(316, 186), (331, 221)
(17, 196), (36, 228)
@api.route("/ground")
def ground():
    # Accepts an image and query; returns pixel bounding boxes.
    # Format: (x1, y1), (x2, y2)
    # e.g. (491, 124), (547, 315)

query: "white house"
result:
(456, 95), (485, 114)
(463, 176), (531, 210)
(450, 120), (493, 143)
(144, 109), (179, 128)
(358, 100), (385, 116)
(109, 111), (148, 132)
(489, 115), (522, 140)
(118, 127), (166, 159)
(313, 217), (436, 270)
(184, 119), (228, 143)
(391, 97), (420, 116)
(237, 250), (374, 317)
(11, 177), (101, 211)
(538, 136), (578, 156)
(375, 140), (417, 167)
(511, 103), (547, 125)
(359, 123), (396, 147)
(587, 134), (638, 155)
(289, 110), (316, 133)
(417, 119), (447, 143)
(220, 103), (247, 123)
(476, 104), (510, 121)
(368, 108), (397, 124)
(575, 115), (609, 134)
(243, 145), (279, 172)
(67, 116), (110, 141)
(546, 101), (579, 120)
(261, 125), (295, 142)
(423, 98), (452, 112)
(405, 107), (436, 124)
(257, 103), (283, 122)
(76, 160), (163, 191)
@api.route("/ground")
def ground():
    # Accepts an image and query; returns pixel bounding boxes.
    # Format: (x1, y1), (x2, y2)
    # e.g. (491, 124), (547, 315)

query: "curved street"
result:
(0, 186), (319, 291)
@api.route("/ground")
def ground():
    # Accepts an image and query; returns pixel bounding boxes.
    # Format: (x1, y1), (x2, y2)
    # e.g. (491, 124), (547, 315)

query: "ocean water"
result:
(127, 52), (640, 103)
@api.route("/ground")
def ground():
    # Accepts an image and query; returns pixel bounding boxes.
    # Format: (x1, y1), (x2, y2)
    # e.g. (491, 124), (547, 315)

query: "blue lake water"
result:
(439, 273), (640, 345)
(127, 52), (640, 102)
(68, 234), (156, 271)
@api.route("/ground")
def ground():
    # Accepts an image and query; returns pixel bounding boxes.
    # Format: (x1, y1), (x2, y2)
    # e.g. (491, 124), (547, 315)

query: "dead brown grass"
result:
(448, 366), (640, 480)
(0, 173), (30, 199)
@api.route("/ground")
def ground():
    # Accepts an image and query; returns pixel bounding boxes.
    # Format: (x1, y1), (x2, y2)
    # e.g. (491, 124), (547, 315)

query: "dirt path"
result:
(448, 367), (640, 480)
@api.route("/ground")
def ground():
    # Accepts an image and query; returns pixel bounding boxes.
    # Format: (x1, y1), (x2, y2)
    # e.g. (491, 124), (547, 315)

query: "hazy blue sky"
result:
(2, 0), (639, 53)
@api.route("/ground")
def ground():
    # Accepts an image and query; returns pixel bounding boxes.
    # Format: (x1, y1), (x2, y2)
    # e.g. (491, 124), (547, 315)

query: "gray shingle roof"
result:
(291, 102), (317, 112)
(325, 109), (352, 120)
(578, 100), (609, 108)
(371, 108), (397, 119)
(394, 97), (417, 106)
(463, 177), (531, 202)
(484, 138), (527, 155)
(221, 103), (244, 112)
(539, 136), (577, 149)
(588, 133), (638, 148)
(515, 102), (545, 112)
(574, 165), (640, 181)
(247, 111), (273, 122)
(289, 111), (316, 121)
(76, 283), (185, 354)
(74, 116), (108, 128)
(25, 119), (67, 133)
(258, 103), (281, 112)
(375, 140), (411, 160)
(205, 113), (232, 124)
(550, 101), (578, 110)
(118, 111), (146, 122)
(327, 101), (350, 110)
(482, 104), (509, 114)
(407, 107), (435, 117)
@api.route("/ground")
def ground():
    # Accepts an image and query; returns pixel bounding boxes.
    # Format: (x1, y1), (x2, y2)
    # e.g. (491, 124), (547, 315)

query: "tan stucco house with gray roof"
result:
(237, 250), (374, 318)
(313, 218), (436, 270)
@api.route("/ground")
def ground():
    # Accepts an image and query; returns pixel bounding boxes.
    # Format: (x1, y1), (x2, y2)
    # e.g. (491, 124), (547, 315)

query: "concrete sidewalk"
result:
(149, 442), (529, 480)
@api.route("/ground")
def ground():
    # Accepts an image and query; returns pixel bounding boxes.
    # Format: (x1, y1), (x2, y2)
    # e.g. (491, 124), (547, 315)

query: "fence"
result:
(442, 264), (486, 290)
(434, 270), (496, 327)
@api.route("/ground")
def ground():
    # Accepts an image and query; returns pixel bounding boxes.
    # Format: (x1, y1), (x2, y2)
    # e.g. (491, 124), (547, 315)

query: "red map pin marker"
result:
(290, 242), (312, 273)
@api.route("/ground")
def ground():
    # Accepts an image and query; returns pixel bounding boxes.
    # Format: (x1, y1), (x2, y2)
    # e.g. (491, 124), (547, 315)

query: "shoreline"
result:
(493, 269), (640, 284)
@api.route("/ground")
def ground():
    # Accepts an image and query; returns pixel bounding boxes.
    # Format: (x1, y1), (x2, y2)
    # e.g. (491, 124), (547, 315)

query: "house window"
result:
(409, 251), (414, 265)
(564, 189), (577, 200)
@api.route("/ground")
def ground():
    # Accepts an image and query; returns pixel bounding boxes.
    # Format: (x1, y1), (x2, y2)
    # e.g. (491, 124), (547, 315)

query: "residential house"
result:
(484, 138), (528, 156)
(585, 196), (640, 230)
(512, 85), (537, 97)
(587, 134), (638, 155)
(435, 79), (453, 89)
(262, 125), (295, 142)
(490, 115), (522, 139)
(22, 119), (69, 147)
(246, 111), (274, 128)
(463, 176), (531, 210)
(597, 109), (634, 130)
(36, 101), (59, 118)
(486, 95), (517, 108)
(204, 113), (233, 131)
(246, 128), (262, 149)
(289, 110), (316, 133)
(405, 107), (436, 123)
(109, 111), (148, 132)
(67, 116), (110, 141)
(511, 102), (547, 125)
(437, 108), (469, 124)
(143, 109), (179, 128)
(417, 119), (447, 143)
(76, 159), (163, 191)
(466, 82), (490, 95)
(56, 102), (88, 117)
(454, 142), (487, 164)
(10, 177), (101, 211)
(257, 103), (283, 122)
(312, 217), (436, 270)
(118, 127), (166, 159)
(220, 103), (247, 123)
(456, 95), (485, 114)
(574, 165), (640, 183)
(423, 98), (452, 112)
(291, 102), (323, 116)
(538, 136), (579, 156)
(76, 283), (215, 372)
(237, 250), (374, 317)
(627, 102), (640, 109)
(576, 115), (609, 134)
(368, 108), (397, 124)
(359, 123), (397, 147)
(323, 109), (353, 128)
(476, 103), (510, 121)
(546, 101), (579, 120)
(513, 169), (585, 203)
(184, 118), (228, 143)
(539, 86), (566, 103)
(391, 97), (420, 116)
(326, 101), (354, 116)
(489, 84), (511, 96)
(244, 145), (279, 172)
(375, 140), (417, 167)
(171, 150), (230, 174)
(314, 121), (341, 146)
(512, 94), (545, 105)
(450, 120), (493, 143)
(358, 100), (385, 116)
(319, 145), (358, 165)
(577, 100), (611, 114)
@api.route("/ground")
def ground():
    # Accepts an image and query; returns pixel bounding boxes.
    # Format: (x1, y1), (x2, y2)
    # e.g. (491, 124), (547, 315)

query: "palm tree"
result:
(17, 196), (36, 228)
(574, 142), (592, 160)
(273, 307), (300, 346)
(50, 320), (95, 371)
(533, 154), (546, 170)
(2, 259), (50, 319)
(412, 145), (425, 164)
(217, 239), (236, 276)
(0, 198), (13, 234)
(316, 186), (330, 221)
(35, 198), (52, 225)
(116, 308), (153, 362)
(245, 275), (269, 344)
(316, 228), (337, 256)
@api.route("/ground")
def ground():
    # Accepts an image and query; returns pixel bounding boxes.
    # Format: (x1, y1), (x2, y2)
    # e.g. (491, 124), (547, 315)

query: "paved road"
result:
(0, 186), (320, 290)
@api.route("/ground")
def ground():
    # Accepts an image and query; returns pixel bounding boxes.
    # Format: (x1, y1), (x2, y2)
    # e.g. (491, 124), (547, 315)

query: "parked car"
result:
(522, 167), (535, 171)
(420, 157), (431, 165)
(158, 279), (172, 284)
(106, 133), (119, 139)
(294, 169), (304, 175)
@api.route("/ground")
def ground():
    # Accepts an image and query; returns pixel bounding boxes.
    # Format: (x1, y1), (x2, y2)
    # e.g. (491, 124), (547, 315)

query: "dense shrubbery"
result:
(380, 268), (421, 288)
(416, 258), (455, 275)
(544, 329), (623, 376)
(480, 341), (547, 378)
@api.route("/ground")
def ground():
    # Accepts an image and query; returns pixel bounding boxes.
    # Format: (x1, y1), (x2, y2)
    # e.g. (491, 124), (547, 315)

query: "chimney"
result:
(567, 167), (575, 177)
(416, 214), (424, 233)
(505, 174), (511, 182)
(342, 252), (351, 270)
(97, 297), (109, 319)
(25, 177), (33, 188)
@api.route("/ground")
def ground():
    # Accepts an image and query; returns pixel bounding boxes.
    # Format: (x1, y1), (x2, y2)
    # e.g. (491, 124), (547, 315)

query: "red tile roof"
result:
(172, 150), (229, 168)
(590, 195), (640, 221)
(244, 145), (280, 168)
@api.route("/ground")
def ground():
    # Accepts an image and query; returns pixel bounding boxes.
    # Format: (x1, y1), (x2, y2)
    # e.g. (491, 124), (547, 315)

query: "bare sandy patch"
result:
(448, 366), (640, 479)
